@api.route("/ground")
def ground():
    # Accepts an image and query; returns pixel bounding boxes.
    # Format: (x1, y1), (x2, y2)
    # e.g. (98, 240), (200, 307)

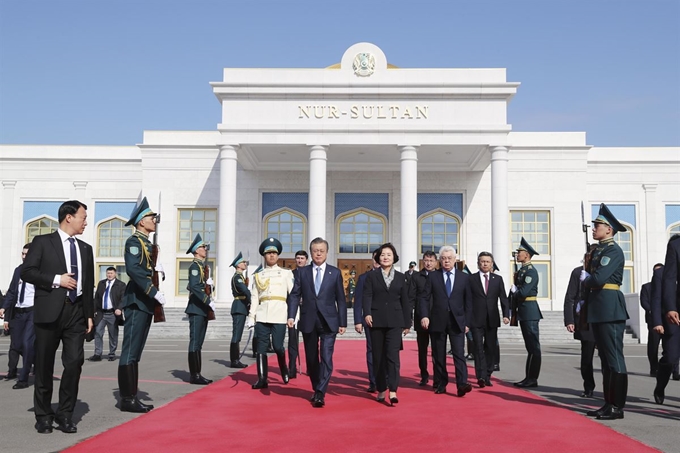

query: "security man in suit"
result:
(89, 266), (126, 362)
(409, 251), (438, 387)
(564, 262), (597, 398)
(581, 203), (628, 420)
(288, 250), (308, 378)
(511, 237), (542, 388)
(229, 251), (250, 368)
(353, 250), (381, 393)
(117, 197), (166, 413)
(641, 263), (664, 376)
(653, 234), (680, 404)
(185, 234), (215, 385)
(248, 237), (294, 390)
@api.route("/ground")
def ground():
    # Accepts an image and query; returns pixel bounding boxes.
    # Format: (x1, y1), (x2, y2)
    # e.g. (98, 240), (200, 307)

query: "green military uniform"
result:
(346, 270), (356, 308)
(118, 197), (159, 413)
(185, 234), (213, 385)
(584, 203), (629, 420)
(513, 237), (542, 388)
(229, 251), (250, 368)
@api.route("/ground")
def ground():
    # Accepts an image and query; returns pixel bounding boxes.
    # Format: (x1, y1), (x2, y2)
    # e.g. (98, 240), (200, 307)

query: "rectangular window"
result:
(510, 210), (551, 299)
(177, 209), (217, 253)
(177, 259), (215, 296)
(622, 266), (634, 295)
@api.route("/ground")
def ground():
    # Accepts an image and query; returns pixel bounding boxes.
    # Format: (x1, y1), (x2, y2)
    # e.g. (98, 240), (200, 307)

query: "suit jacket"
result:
(352, 269), (374, 325)
(563, 266), (594, 342)
(410, 269), (431, 332)
(662, 235), (680, 314)
(469, 271), (509, 329)
(651, 265), (666, 328)
(640, 281), (653, 325)
(362, 268), (413, 329)
(289, 263), (347, 333)
(94, 278), (126, 324)
(2, 265), (22, 322)
(420, 268), (471, 333)
(21, 230), (94, 324)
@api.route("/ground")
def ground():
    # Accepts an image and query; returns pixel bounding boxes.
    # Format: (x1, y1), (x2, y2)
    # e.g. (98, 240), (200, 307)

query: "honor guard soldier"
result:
(346, 269), (356, 308)
(511, 237), (542, 388)
(229, 251), (250, 368)
(185, 234), (215, 385)
(117, 197), (166, 413)
(581, 203), (629, 420)
(248, 238), (294, 389)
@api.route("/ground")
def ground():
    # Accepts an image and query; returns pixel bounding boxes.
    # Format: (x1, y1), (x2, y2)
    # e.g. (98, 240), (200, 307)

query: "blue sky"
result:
(1, 0), (678, 147)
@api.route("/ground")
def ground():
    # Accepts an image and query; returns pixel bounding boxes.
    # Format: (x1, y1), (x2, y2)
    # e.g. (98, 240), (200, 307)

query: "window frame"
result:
(509, 209), (552, 300)
(25, 216), (59, 244)
(418, 209), (461, 255)
(336, 208), (387, 255)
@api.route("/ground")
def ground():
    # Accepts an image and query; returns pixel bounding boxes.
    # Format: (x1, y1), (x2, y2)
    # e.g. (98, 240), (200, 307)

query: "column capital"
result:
(219, 145), (239, 160)
(642, 183), (658, 192)
(308, 144), (328, 161)
(2, 180), (17, 189)
(73, 181), (88, 190)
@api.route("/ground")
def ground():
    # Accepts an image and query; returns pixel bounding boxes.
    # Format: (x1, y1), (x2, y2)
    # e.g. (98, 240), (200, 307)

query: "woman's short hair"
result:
(373, 242), (399, 264)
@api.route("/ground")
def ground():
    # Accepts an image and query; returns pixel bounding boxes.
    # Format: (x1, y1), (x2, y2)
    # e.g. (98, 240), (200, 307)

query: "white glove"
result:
(154, 292), (167, 306)
(206, 277), (214, 286)
(580, 270), (590, 282)
(510, 285), (517, 293)
(209, 301), (216, 311)
(246, 318), (255, 330)
(155, 263), (165, 273)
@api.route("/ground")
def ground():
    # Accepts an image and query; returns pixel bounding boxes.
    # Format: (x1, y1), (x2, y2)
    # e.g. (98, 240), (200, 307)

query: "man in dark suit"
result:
(1, 243), (35, 389)
(21, 200), (94, 434)
(564, 264), (597, 398)
(420, 245), (473, 397)
(288, 237), (347, 408)
(640, 263), (664, 376)
(288, 250), (308, 378)
(409, 250), (437, 387)
(353, 251), (381, 392)
(469, 252), (509, 388)
(654, 234), (680, 404)
(89, 266), (125, 362)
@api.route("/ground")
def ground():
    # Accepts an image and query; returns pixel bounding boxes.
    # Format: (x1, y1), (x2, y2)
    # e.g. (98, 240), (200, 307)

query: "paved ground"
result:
(0, 336), (677, 452)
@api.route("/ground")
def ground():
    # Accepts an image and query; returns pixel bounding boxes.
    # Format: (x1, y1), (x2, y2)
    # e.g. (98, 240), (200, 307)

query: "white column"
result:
(400, 145), (418, 269)
(218, 145), (239, 302)
(1, 181), (17, 289)
(490, 146), (510, 282)
(643, 184), (658, 279)
(308, 145), (328, 242)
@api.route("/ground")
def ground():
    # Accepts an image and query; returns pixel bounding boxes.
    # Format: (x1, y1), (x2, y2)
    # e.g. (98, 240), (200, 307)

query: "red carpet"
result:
(67, 341), (655, 452)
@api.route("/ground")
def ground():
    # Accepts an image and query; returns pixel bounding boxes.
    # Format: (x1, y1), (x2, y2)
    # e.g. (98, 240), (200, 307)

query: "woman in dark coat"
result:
(363, 243), (414, 405)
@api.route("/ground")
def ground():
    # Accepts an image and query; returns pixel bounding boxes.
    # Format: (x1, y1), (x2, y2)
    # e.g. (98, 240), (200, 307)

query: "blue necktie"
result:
(445, 271), (452, 297)
(68, 237), (78, 303)
(314, 267), (322, 296)
(104, 280), (111, 310)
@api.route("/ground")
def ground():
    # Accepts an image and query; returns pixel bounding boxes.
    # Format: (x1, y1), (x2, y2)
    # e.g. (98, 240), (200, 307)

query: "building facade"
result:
(1, 43), (679, 337)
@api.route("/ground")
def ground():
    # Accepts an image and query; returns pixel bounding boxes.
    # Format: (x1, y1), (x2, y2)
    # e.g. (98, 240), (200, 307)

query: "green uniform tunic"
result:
(515, 262), (542, 357)
(185, 259), (210, 352)
(230, 270), (251, 345)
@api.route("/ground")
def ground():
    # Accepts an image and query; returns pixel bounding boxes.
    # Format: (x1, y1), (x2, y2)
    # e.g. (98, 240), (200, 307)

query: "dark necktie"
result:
(68, 237), (78, 303)
(484, 273), (489, 295)
(315, 267), (322, 296)
(445, 271), (452, 297)
(104, 280), (111, 310)
(19, 280), (26, 304)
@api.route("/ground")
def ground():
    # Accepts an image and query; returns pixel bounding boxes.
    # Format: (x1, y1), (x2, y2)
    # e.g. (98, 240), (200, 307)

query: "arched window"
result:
(97, 217), (133, 257)
(619, 225), (635, 294)
(264, 209), (306, 254)
(669, 222), (680, 239)
(419, 210), (460, 254)
(26, 217), (58, 243)
(338, 210), (385, 254)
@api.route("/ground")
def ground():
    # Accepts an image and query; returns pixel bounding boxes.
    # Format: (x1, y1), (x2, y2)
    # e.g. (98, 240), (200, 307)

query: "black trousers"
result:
(9, 309), (36, 382)
(471, 326), (498, 381)
(431, 314), (467, 388)
(370, 326), (402, 393)
(580, 339), (597, 392)
(647, 326), (661, 372)
(416, 329), (430, 379)
(363, 322), (375, 387)
(288, 325), (300, 371)
(33, 302), (85, 421)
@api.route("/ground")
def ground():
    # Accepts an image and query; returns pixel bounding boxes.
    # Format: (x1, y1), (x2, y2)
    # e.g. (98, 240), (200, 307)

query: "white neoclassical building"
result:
(1, 43), (679, 340)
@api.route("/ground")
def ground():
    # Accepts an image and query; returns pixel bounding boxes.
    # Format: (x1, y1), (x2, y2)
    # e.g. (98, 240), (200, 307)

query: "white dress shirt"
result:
(51, 228), (83, 297)
(479, 272), (490, 294)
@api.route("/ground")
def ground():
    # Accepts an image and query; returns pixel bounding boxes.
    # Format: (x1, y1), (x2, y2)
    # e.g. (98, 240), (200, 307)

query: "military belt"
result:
(596, 284), (621, 291)
(522, 297), (537, 301)
(259, 296), (287, 302)
(233, 296), (246, 300)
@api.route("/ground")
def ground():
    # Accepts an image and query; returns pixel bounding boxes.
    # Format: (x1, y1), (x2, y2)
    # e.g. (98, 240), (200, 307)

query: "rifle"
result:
(509, 251), (519, 326)
(578, 202), (593, 331)
(204, 241), (216, 321)
(150, 194), (165, 323)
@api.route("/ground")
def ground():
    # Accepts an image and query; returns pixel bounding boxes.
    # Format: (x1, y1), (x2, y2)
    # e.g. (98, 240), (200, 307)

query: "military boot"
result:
(189, 352), (211, 385)
(119, 365), (152, 413)
(252, 354), (269, 389)
(230, 343), (247, 368)
(276, 351), (289, 384)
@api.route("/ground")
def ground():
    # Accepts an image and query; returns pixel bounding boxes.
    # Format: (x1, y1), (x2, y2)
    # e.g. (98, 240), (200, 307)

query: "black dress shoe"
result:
(654, 387), (665, 405)
(88, 355), (102, 362)
(312, 392), (325, 408)
(190, 374), (213, 385)
(3, 370), (17, 381)
(120, 397), (153, 413)
(580, 390), (594, 398)
(515, 380), (538, 388)
(55, 416), (77, 433)
(457, 383), (473, 397)
(434, 386), (447, 394)
(251, 379), (268, 389)
(418, 377), (429, 387)
(230, 361), (247, 369)
(366, 385), (376, 393)
(477, 378), (486, 388)
(108, 355), (116, 362)
(484, 379), (493, 387)
(493, 364), (500, 372)
(597, 406), (624, 420)
(586, 403), (611, 417)
(12, 380), (28, 389)
(34, 420), (53, 434)
(513, 378), (528, 387)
